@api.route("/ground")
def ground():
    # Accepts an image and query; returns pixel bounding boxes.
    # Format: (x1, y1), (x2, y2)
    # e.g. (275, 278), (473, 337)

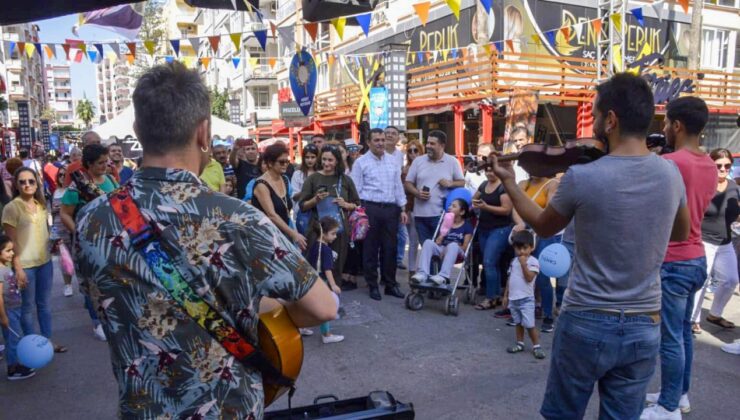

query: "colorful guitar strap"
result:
(107, 186), (293, 388)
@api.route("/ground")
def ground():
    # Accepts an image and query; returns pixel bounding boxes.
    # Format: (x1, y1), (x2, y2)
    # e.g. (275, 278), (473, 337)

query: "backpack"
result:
(348, 206), (370, 242)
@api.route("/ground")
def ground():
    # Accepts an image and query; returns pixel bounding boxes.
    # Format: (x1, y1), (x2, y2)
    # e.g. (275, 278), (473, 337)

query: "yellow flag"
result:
(639, 41), (652, 59)
(182, 56), (194, 68)
(445, 0), (461, 20)
(483, 44), (492, 56)
(79, 43), (87, 54)
(331, 17), (346, 40)
(442, 49), (449, 61)
(230, 33), (242, 53)
(249, 57), (259, 68)
(610, 13), (622, 33)
(531, 34), (541, 47)
(106, 51), (117, 63)
(612, 46), (623, 72)
(144, 40), (156, 56)
(25, 43), (35, 58)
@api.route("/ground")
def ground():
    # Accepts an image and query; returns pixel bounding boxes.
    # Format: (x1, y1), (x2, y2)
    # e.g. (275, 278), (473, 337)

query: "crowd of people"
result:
(0, 63), (737, 420)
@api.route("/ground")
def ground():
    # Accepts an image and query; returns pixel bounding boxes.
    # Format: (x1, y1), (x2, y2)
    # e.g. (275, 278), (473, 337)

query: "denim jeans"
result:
(1, 306), (22, 366)
(20, 260), (54, 338)
(657, 257), (706, 411)
(541, 310), (660, 420)
(556, 240), (575, 307)
(397, 222), (408, 264)
(534, 234), (562, 319)
(478, 225), (512, 299)
(85, 295), (101, 326)
(414, 216), (441, 256)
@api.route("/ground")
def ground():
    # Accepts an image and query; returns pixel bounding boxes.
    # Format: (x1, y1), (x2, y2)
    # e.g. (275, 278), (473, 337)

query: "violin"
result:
(493, 138), (607, 178)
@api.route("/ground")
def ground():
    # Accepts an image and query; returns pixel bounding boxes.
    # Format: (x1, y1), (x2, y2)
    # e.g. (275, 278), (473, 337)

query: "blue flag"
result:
(545, 30), (557, 46)
(356, 13), (372, 37)
(34, 43), (43, 58)
(479, 0), (492, 14)
(254, 29), (267, 51)
(630, 7), (645, 27)
(170, 39), (180, 56)
(165, 56), (174, 63)
(232, 57), (241, 68)
(95, 43), (104, 58)
(417, 51), (424, 63)
(87, 51), (98, 62)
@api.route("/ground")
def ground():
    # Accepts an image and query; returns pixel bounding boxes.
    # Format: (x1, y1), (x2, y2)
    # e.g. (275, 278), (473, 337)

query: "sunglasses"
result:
(408, 148), (419, 153)
(717, 163), (732, 170)
(304, 145), (319, 153)
(276, 159), (290, 165)
(18, 179), (36, 186)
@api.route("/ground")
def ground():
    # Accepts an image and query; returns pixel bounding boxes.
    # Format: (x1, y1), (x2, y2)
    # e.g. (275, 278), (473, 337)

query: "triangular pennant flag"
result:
(651, 2), (664, 22)
(249, 57), (259, 68)
(331, 17), (346, 40)
(270, 21), (277, 38)
(304, 22), (318, 42)
(144, 40), (156, 56)
(108, 43), (121, 59)
(449, 49), (457, 59)
(592, 19), (602, 38)
(268, 57), (276, 68)
(25, 43), (35, 59)
(356, 13), (372, 36)
(460, 48), (467, 59)
(678, 0), (689, 13)
(17, 42), (25, 55)
(62, 43), (71, 60)
(33, 43), (43, 59)
(79, 43), (87, 55)
(201, 57), (211, 69)
(630, 7), (645, 27)
(638, 40), (653, 59)
(254, 29), (267, 51)
(106, 52), (117, 63)
(354, 56), (361, 68)
(165, 56), (174, 64)
(277, 26), (295, 48)
(8, 42), (16, 57)
(232, 57), (241, 68)
(486, 9), (495, 39)
(230, 33), (242, 52)
(328, 54), (336, 66)
(182, 56), (194, 68)
(480, 0), (492, 14)
(432, 50), (439, 62)
(95, 43), (104, 59)
(446, 0), (461, 20)
(74, 50), (84, 63)
(531, 34), (541, 47)
(189, 38), (201, 56)
(545, 30), (557, 46)
(208, 36), (220, 52)
(126, 42), (136, 56)
(612, 46), (623, 72)
(610, 13), (622, 33)
(44, 45), (55, 60)
(425, 51), (432, 62)
(229, 0), (238, 10)
(442, 49), (449, 61)
(573, 22), (584, 40)
(413, 2), (431, 27)
(417, 51), (424, 63)
(87, 50), (98, 62)
(126, 53), (134, 65)
(170, 39), (180, 57)
(506, 39), (514, 52)
(494, 41), (503, 54)
(483, 44), (492, 56)
(561, 26), (570, 39)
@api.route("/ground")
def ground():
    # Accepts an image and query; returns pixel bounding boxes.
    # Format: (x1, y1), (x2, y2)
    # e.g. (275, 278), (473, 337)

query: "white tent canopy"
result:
(93, 106), (247, 143)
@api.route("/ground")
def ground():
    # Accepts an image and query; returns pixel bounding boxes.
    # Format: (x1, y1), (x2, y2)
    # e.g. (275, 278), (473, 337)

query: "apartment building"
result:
(44, 64), (75, 127)
(96, 56), (134, 123)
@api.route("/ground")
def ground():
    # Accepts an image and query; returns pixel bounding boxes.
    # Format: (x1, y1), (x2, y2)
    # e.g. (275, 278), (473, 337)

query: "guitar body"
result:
(258, 306), (304, 407)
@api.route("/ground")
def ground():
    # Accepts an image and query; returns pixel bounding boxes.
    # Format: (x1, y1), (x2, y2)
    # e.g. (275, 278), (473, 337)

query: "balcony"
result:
(245, 65), (277, 86)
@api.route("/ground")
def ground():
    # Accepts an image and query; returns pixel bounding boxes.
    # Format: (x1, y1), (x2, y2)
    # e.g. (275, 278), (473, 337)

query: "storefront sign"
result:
(369, 87), (389, 129)
(280, 101), (313, 128)
(16, 100), (31, 150)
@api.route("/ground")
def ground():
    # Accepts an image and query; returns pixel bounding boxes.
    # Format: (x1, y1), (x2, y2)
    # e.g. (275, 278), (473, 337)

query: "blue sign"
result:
(289, 49), (317, 116)
(49, 134), (59, 151)
(369, 87), (389, 129)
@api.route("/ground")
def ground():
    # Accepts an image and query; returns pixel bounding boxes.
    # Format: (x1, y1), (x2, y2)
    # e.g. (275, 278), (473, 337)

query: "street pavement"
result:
(1, 258), (739, 419)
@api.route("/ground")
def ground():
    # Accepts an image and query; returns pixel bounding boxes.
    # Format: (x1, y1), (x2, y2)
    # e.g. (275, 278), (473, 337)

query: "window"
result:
(701, 28), (731, 69)
(254, 87), (270, 109)
(704, 0), (738, 7)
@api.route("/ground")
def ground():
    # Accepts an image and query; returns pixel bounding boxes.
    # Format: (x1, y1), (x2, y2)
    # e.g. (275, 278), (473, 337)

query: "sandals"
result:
(706, 315), (736, 329)
(507, 343), (525, 353)
(691, 323), (702, 335)
(475, 299), (496, 310)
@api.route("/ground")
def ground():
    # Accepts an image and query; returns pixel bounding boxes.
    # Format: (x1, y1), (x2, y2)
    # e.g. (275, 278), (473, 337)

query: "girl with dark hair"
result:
(2, 167), (66, 353)
(691, 148), (740, 332)
(299, 144), (360, 284)
(50, 166), (74, 297)
(305, 216), (344, 344)
(291, 144), (319, 204)
(253, 143), (306, 250)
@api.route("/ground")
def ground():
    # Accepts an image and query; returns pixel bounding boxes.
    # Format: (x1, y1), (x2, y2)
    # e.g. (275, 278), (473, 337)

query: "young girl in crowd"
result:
(306, 216), (344, 344)
(411, 199), (474, 285)
(0, 235), (35, 380)
(50, 166), (74, 297)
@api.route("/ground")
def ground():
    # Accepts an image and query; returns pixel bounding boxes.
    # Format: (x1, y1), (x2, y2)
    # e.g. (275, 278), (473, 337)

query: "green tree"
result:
(76, 98), (95, 128)
(132, 1), (167, 79)
(40, 107), (57, 126)
(210, 88), (230, 120)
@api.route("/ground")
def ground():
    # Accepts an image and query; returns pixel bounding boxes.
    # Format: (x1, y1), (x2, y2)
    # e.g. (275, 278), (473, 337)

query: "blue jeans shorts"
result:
(509, 296), (535, 329)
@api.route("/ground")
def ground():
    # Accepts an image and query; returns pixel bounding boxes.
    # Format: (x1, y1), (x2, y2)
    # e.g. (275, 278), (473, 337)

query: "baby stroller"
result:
(404, 188), (478, 316)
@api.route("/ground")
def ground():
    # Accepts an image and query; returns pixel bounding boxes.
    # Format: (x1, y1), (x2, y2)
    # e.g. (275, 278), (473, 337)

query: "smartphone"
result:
(317, 185), (328, 194)
(422, 186), (430, 193)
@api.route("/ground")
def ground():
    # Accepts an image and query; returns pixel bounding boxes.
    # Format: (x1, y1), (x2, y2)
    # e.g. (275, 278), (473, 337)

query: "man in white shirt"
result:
(351, 128), (408, 301)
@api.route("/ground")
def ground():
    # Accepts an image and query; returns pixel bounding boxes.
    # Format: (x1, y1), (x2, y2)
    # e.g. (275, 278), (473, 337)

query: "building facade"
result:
(44, 64), (75, 127)
(96, 57), (133, 123)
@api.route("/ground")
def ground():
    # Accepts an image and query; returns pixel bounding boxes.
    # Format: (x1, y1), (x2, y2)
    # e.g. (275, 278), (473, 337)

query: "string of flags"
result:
(3, 0), (685, 72)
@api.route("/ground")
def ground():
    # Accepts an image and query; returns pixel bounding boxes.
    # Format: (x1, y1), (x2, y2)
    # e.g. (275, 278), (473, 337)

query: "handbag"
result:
(316, 176), (345, 234)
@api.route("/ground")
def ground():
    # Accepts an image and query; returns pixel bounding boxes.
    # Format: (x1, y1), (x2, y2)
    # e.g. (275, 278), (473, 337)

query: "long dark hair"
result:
(320, 145), (345, 177)
(300, 144), (319, 176)
(13, 167), (46, 206)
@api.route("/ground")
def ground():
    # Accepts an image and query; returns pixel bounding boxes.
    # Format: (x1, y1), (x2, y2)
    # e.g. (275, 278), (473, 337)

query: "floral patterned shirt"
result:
(75, 167), (318, 419)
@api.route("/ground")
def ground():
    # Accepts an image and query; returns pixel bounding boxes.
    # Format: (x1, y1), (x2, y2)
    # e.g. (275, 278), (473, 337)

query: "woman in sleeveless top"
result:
(252, 143), (307, 250)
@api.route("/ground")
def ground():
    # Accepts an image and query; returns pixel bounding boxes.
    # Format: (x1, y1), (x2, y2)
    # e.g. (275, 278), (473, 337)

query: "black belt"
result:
(362, 200), (398, 208)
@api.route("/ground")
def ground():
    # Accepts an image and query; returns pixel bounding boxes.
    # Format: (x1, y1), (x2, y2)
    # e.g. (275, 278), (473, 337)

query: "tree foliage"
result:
(132, 1), (167, 79)
(40, 107), (57, 125)
(76, 99), (95, 128)
(210, 88), (230, 121)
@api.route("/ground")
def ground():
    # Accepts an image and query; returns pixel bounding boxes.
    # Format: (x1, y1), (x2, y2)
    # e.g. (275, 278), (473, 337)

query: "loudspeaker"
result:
(302, 0), (378, 23)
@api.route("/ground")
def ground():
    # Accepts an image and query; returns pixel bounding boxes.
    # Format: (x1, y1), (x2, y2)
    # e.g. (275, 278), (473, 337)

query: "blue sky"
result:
(35, 14), (128, 108)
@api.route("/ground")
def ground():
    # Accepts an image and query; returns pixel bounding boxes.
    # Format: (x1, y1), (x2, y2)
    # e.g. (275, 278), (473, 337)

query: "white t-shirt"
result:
(507, 255), (540, 301)
(464, 171), (486, 194)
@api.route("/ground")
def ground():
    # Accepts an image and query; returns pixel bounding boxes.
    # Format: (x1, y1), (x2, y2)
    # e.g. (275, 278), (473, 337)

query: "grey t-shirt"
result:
(550, 154), (686, 312)
(405, 153), (465, 217)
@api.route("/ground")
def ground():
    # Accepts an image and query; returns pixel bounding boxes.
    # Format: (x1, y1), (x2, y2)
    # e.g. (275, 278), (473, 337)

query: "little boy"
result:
(503, 230), (545, 359)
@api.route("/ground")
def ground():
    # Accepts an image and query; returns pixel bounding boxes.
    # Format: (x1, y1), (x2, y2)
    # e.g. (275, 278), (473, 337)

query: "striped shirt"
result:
(351, 151), (407, 207)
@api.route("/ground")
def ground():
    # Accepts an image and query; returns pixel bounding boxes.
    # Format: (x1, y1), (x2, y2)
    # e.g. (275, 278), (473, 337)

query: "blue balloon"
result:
(539, 243), (572, 278)
(445, 187), (473, 210)
(17, 334), (54, 369)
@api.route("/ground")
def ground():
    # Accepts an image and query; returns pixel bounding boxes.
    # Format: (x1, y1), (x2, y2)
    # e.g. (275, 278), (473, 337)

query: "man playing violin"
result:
(491, 73), (690, 419)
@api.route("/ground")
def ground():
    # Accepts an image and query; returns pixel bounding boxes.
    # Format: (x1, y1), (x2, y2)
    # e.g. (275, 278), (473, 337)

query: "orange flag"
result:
(44, 45), (55, 60)
(561, 26), (570, 39)
(304, 22), (318, 42)
(268, 57), (277, 68)
(126, 42), (136, 56)
(328, 54), (336, 66)
(208, 36), (220, 53)
(413, 2), (431, 27)
(592, 19), (602, 37)
(201, 57), (211, 69)
(126, 53), (135, 65)
(506, 39), (514, 52)
(678, 0), (689, 13)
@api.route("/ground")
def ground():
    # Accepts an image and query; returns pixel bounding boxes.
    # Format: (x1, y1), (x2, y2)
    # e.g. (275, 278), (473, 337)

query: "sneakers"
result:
(299, 328), (314, 336)
(93, 324), (107, 341)
(494, 309), (512, 319)
(63, 284), (73, 297)
(541, 318), (554, 333)
(721, 339), (740, 355)
(533, 347), (546, 359)
(7, 365), (36, 381)
(411, 272), (428, 284)
(506, 320), (518, 327)
(640, 403), (681, 420)
(321, 334), (344, 344)
(429, 274), (447, 285)
(645, 393), (691, 414)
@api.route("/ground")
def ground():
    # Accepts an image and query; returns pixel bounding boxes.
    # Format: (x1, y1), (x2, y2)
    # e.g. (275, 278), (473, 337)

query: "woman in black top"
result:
(472, 164), (514, 310)
(692, 148), (740, 331)
(252, 143), (307, 250)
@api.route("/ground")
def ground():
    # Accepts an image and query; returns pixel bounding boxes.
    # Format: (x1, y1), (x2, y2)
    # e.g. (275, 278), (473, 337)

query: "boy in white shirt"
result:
(503, 230), (545, 359)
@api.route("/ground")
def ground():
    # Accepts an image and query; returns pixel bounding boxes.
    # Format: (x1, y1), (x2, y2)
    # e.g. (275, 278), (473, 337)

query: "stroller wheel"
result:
(445, 296), (459, 316)
(464, 285), (477, 305)
(405, 292), (424, 311)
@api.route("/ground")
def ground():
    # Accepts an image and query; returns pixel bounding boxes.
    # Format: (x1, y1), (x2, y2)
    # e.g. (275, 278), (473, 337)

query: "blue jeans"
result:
(541, 310), (661, 420)
(2, 306), (22, 366)
(657, 257), (706, 411)
(414, 216), (441, 249)
(20, 260), (54, 338)
(534, 234), (561, 319)
(478, 225), (512, 299)
(556, 240), (575, 307)
(85, 295), (101, 326)
(397, 222), (408, 264)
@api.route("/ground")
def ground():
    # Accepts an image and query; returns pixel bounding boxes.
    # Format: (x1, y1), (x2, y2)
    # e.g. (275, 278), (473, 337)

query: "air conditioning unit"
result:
(301, 0), (378, 23)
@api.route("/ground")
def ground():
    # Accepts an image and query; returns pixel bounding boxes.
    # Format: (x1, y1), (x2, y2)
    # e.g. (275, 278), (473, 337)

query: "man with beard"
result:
(108, 143), (134, 184)
(230, 137), (261, 200)
(491, 73), (690, 419)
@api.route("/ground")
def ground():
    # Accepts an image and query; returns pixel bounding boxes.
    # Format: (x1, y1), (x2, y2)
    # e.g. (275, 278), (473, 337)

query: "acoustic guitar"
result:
(259, 306), (304, 407)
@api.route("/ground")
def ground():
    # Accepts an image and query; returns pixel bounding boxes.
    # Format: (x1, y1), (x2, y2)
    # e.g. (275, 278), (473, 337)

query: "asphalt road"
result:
(1, 258), (739, 419)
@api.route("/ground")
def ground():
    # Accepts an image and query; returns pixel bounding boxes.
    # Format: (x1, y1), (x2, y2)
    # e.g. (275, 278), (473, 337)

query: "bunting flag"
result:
(331, 17), (346, 40)
(277, 26), (295, 48)
(24, 43), (35, 59)
(612, 46), (623, 72)
(165, 56), (174, 64)
(248, 57), (259, 68)
(494, 41), (503, 54)
(446, 0), (461, 20)
(170, 39), (180, 57)
(426, 51), (432, 61)
(327, 54), (335, 66)
(75, 50), (84, 63)
(483, 44), (492, 56)
(17, 42), (25, 55)
(268, 57), (276, 68)
(126, 53), (134, 65)
(232, 57), (241, 68)
(651, 1), (664, 22)
(95, 43), (104, 59)
(79, 43), (87, 55)
(270, 21), (277, 38)
(506, 39), (514, 52)
(531, 34), (541, 47)
(592, 19), (602, 38)
(479, 0), (492, 14)
(254, 29), (267, 50)
(201, 57), (211, 69)
(610, 13), (622, 33)
(108, 42), (121, 59)
(230, 33), (242, 52)
(182, 56), (195, 68)
(442, 49), (449, 61)
(560, 26), (570, 39)
(144, 40), (156, 56)
(8, 42), (15, 57)
(417, 51), (424, 63)
(356, 13), (372, 36)
(208, 35), (220, 52)
(413, 2), (431, 27)
(189, 38), (200, 55)
(87, 50), (98, 62)
(44, 45), (55, 60)
(449, 49), (456, 60)
(126, 42), (136, 56)
(573, 22), (584, 40)
(106, 51), (117, 63)
(638, 40), (653, 59)
(630, 7), (645, 27)
(33, 43), (43, 59)
(545, 30), (557, 46)
(432, 50), (439, 62)
(678, 0), (689, 13)
(62, 43), (71, 60)
(304, 22), (318, 42)
(460, 48), (467, 59)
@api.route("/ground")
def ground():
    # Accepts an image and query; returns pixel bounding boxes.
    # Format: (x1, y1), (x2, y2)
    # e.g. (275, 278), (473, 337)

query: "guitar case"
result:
(264, 391), (415, 419)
